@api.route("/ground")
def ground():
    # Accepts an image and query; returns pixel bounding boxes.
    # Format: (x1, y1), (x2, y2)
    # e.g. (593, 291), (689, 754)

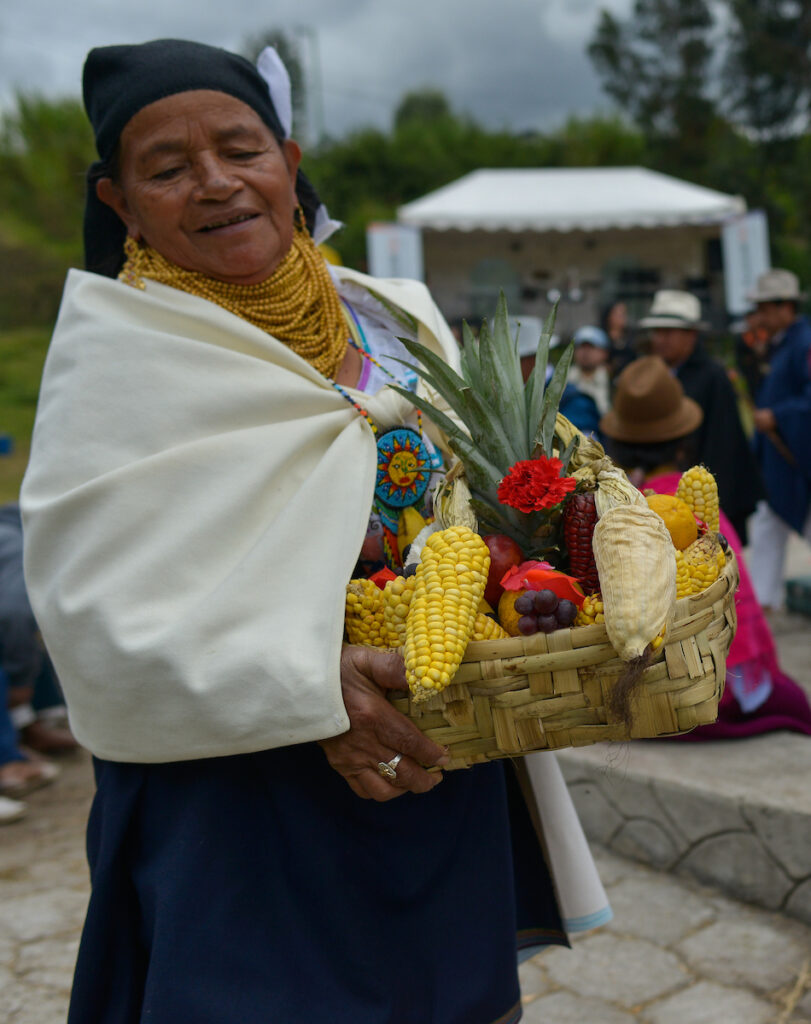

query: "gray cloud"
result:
(0, 0), (630, 136)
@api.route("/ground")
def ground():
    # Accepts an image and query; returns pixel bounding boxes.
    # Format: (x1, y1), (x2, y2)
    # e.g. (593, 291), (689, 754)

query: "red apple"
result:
(482, 534), (524, 607)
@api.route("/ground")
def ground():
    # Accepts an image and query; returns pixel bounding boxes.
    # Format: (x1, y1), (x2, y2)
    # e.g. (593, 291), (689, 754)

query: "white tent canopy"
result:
(397, 167), (746, 233)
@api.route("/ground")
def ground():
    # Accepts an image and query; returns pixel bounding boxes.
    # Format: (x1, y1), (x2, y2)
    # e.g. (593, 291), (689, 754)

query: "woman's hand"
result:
(318, 645), (449, 801)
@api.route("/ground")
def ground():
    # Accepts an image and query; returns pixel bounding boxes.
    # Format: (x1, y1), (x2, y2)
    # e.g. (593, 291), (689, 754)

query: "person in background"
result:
(744, 268), (811, 611)
(734, 305), (773, 404)
(600, 299), (635, 378)
(519, 324), (603, 437)
(0, 502), (65, 822)
(567, 325), (611, 417)
(601, 356), (811, 740)
(0, 666), (59, 823)
(0, 503), (76, 756)
(640, 289), (763, 544)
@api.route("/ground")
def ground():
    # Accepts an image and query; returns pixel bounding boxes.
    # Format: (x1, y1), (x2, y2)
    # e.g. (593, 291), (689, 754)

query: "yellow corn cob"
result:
(382, 574), (416, 647)
(345, 579), (391, 647)
(675, 533), (726, 598)
(470, 612), (509, 641)
(345, 574), (418, 649)
(575, 594), (605, 626)
(676, 465), (720, 532)
(403, 525), (489, 702)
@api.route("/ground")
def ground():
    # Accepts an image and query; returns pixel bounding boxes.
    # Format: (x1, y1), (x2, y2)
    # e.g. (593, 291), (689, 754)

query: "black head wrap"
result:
(82, 38), (322, 277)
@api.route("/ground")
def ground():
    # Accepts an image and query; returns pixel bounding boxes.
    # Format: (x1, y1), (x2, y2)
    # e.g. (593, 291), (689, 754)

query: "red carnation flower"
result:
(497, 456), (577, 513)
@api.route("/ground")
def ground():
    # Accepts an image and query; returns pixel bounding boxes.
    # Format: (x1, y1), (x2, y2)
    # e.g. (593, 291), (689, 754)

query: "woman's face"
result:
(96, 90), (302, 285)
(606, 302), (628, 337)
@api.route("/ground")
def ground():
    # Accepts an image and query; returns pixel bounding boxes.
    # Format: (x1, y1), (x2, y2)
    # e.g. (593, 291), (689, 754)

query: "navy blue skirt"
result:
(69, 742), (566, 1024)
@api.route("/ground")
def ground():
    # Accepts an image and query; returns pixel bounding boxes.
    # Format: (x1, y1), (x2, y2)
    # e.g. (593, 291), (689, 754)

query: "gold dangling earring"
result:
(294, 204), (309, 236)
(119, 235), (147, 290)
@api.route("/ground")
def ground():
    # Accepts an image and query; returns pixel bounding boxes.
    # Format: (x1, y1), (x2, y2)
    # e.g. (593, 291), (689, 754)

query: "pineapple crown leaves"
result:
(524, 302), (558, 454)
(392, 292), (575, 472)
(383, 377), (505, 505)
(475, 293), (528, 452)
(457, 294), (575, 462)
(536, 340), (575, 459)
(387, 292), (580, 557)
(459, 321), (485, 395)
(387, 341), (523, 473)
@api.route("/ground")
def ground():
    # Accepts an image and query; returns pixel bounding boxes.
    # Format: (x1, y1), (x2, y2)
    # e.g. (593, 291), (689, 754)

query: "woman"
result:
(21, 40), (609, 1023)
(600, 356), (811, 740)
(600, 299), (635, 378)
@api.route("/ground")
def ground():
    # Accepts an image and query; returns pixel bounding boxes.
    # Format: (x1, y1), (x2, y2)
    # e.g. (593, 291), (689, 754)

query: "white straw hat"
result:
(746, 268), (804, 304)
(638, 290), (707, 330)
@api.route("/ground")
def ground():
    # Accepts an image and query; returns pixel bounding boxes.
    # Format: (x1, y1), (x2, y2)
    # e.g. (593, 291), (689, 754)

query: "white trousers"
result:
(746, 500), (811, 609)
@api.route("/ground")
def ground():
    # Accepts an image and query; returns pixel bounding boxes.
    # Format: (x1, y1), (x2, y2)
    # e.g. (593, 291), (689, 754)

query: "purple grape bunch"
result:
(514, 589), (578, 636)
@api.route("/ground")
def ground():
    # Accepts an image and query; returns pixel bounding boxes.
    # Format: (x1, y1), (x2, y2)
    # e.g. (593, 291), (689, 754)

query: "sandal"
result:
(0, 794), (26, 824)
(0, 758), (60, 799)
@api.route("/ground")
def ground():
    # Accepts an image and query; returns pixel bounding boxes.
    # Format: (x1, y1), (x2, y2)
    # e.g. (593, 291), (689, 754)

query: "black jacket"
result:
(676, 343), (764, 541)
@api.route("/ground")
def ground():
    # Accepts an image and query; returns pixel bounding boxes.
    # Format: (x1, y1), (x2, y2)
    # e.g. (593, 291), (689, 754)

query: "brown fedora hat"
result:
(599, 356), (703, 443)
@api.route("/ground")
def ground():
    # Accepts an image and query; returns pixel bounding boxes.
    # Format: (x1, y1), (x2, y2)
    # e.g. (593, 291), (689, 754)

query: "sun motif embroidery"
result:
(374, 427), (430, 509)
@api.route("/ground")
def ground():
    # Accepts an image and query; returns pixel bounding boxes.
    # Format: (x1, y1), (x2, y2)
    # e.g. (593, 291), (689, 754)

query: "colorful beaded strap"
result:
(331, 301), (423, 438)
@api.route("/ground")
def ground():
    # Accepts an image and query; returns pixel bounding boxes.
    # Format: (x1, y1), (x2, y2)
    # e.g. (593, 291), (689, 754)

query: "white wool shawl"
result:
(21, 266), (459, 763)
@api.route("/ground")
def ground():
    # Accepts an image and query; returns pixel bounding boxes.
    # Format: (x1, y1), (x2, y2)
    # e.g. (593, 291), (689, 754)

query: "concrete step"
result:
(557, 732), (811, 928)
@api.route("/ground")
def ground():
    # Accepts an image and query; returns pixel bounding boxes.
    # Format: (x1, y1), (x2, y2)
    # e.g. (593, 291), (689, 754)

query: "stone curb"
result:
(557, 734), (811, 927)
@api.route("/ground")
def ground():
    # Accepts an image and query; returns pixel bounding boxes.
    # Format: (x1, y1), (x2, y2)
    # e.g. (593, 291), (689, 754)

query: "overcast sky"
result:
(0, 0), (632, 140)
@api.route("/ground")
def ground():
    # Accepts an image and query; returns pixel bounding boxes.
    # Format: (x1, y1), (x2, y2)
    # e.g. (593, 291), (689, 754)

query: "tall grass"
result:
(0, 325), (51, 503)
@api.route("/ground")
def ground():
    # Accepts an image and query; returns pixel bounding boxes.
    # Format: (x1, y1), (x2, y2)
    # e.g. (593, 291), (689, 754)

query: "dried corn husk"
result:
(433, 462), (478, 533)
(592, 503), (676, 660)
(554, 413), (606, 470)
(594, 466), (646, 518)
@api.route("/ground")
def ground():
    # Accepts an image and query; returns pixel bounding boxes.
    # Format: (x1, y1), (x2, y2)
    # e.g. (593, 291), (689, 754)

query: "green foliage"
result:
(0, 94), (94, 329)
(0, 325), (51, 502)
(307, 102), (648, 268)
(585, 0), (811, 304)
(723, 0), (811, 141)
(588, 0), (719, 177)
(0, 94), (94, 248)
(394, 89), (453, 131)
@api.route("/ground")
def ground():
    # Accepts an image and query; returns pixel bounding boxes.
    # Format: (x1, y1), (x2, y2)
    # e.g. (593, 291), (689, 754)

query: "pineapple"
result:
(388, 295), (600, 560)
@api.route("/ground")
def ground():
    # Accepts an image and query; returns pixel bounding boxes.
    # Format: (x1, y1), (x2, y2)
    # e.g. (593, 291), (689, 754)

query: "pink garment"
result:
(646, 472), (811, 740)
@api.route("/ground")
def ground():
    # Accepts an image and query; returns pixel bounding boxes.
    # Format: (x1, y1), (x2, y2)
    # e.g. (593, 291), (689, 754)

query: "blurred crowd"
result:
(539, 268), (811, 604)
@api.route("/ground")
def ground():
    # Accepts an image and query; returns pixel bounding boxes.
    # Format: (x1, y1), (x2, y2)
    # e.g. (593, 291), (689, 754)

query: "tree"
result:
(307, 91), (650, 269)
(0, 94), (94, 248)
(723, 0), (811, 140)
(394, 89), (453, 131)
(588, 0), (719, 175)
(0, 95), (96, 328)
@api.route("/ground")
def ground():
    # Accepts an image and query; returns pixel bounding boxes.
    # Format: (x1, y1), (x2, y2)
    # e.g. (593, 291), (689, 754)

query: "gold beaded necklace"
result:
(118, 214), (348, 379)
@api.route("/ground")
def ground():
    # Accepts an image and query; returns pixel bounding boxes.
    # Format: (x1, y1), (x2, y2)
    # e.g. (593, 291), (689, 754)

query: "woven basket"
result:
(390, 550), (739, 769)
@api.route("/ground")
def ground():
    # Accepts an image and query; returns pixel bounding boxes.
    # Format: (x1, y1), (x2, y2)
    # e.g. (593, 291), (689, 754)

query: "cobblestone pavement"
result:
(1, 752), (810, 1023)
(524, 845), (811, 1023)
(0, 752), (92, 1024)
